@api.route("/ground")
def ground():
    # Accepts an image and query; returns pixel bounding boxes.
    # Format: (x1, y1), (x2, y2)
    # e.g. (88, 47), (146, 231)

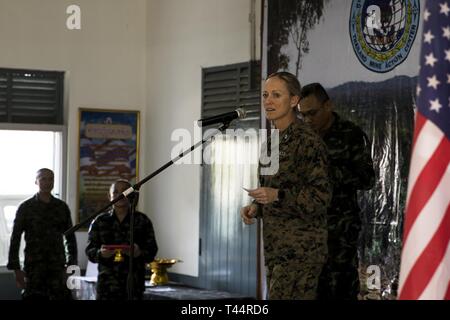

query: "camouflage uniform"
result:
(7, 194), (78, 300)
(259, 119), (331, 300)
(86, 210), (158, 300)
(317, 112), (375, 300)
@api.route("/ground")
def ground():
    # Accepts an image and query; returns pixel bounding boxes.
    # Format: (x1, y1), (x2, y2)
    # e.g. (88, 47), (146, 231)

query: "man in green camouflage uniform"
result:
(86, 180), (158, 300)
(299, 83), (375, 300)
(7, 168), (78, 300)
(241, 72), (331, 300)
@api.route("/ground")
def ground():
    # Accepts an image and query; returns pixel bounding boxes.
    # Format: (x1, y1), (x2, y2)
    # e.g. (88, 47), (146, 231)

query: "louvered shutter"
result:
(201, 62), (260, 130)
(0, 68), (64, 124)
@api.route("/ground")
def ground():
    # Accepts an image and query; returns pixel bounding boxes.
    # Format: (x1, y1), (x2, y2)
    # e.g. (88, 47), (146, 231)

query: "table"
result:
(72, 278), (253, 300)
(144, 282), (253, 300)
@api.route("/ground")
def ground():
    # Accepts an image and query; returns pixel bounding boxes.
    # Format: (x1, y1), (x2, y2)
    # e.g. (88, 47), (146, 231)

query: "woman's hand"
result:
(247, 187), (279, 205)
(240, 204), (258, 225)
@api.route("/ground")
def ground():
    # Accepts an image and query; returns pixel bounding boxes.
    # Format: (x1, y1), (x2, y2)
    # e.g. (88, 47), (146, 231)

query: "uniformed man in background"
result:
(86, 179), (158, 300)
(299, 83), (375, 300)
(7, 168), (77, 300)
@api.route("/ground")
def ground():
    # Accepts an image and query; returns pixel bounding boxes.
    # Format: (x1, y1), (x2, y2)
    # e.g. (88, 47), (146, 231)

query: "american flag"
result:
(398, 0), (450, 300)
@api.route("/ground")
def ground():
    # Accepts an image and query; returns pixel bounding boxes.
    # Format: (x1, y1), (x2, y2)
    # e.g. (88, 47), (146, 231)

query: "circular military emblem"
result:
(349, 0), (420, 73)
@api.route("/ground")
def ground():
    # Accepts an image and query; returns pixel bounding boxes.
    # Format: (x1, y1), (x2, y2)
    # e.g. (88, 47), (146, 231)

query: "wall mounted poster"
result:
(78, 109), (139, 226)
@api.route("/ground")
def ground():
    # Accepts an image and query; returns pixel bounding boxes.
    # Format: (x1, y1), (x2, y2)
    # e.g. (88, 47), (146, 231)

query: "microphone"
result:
(197, 108), (247, 127)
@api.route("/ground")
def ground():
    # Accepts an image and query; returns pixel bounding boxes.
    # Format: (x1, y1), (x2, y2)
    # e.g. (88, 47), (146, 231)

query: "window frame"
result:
(0, 67), (67, 270)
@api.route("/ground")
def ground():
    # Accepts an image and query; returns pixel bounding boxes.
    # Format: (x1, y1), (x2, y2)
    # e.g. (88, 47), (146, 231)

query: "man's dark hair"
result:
(110, 179), (139, 207)
(36, 168), (54, 180)
(300, 83), (330, 104)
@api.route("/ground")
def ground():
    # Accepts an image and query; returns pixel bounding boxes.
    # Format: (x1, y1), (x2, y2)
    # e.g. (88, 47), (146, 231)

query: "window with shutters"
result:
(201, 62), (261, 130)
(0, 68), (66, 267)
(0, 68), (64, 124)
(199, 62), (261, 296)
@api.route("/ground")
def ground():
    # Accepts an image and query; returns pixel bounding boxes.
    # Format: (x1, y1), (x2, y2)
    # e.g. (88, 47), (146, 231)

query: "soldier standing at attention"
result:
(299, 83), (375, 300)
(7, 168), (78, 300)
(86, 179), (158, 300)
(240, 72), (331, 299)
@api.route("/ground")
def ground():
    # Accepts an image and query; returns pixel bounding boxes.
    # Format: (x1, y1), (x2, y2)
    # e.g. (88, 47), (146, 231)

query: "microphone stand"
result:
(126, 189), (138, 300)
(64, 121), (232, 300)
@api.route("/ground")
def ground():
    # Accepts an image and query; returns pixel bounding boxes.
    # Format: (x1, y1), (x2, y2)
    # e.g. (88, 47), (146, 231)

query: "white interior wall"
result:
(145, 0), (259, 276)
(0, 0), (147, 270)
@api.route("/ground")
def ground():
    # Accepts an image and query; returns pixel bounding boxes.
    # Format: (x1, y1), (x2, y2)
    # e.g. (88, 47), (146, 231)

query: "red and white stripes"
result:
(399, 112), (450, 300)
